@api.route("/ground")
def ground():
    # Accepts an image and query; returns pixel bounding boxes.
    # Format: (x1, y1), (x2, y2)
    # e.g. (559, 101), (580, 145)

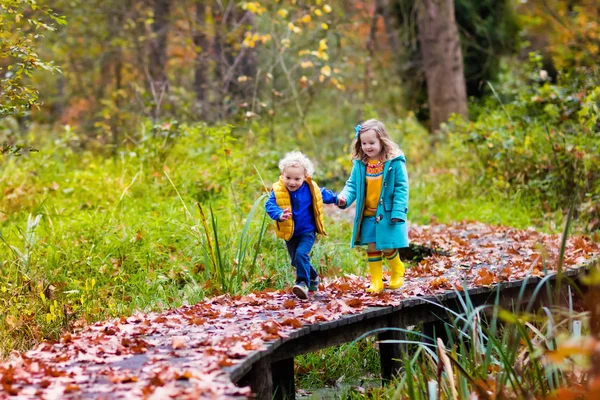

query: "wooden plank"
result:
(421, 318), (448, 346)
(378, 313), (405, 382)
(270, 311), (394, 362)
(237, 355), (273, 400)
(272, 357), (295, 400)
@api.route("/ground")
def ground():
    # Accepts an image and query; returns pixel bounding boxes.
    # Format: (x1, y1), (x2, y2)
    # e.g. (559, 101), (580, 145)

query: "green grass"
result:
(1, 115), (594, 398)
(410, 177), (563, 232)
(295, 337), (381, 390)
(0, 124), (368, 356)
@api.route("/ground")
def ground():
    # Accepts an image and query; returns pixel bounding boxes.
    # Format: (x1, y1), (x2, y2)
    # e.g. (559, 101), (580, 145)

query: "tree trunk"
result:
(211, 3), (256, 118)
(417, 0), (468, 132)
(378, 0), (400, 56)
(149, 0), (171, 91)
(193, 0), (209, 117)
(365, 2), (381, 100)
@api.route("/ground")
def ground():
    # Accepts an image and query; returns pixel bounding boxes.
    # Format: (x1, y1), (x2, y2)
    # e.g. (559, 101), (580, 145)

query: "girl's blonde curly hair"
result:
(352, 119), (402, 163)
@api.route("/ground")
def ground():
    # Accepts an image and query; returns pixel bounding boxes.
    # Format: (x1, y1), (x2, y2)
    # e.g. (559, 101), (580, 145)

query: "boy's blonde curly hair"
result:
(278, 151), (315, 177)
(352, 119), (402, 163)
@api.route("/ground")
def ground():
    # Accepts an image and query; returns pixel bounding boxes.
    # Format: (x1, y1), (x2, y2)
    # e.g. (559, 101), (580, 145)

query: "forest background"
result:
(1, 0), (599, 397)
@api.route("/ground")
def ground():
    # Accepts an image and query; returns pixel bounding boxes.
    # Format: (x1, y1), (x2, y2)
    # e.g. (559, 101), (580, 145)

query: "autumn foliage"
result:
(0, 222), (597, 398)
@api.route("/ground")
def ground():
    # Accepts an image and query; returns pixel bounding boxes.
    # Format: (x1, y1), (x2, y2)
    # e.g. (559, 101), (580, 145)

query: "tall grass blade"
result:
(196, 203), (218, 281)
(234, 193), (267, 285)
(437, 338), (458, 400)
(556, 196), (575, 305)
(208, 205), (226, 292)
(249, 211), (268, 280)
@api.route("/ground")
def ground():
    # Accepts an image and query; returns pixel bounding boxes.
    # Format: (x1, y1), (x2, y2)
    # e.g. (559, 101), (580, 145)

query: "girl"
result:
(337, 119), (409, 293)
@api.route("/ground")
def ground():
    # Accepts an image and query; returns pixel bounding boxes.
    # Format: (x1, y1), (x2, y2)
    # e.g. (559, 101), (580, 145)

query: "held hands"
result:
(337, 196), (347, 208)
(279, 208), (292, 221)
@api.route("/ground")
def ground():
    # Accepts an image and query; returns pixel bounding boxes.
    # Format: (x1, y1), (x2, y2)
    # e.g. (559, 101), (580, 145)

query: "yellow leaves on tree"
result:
(242, 32), (271, 48)
(241, 2), (266, 15)
(520, 0), (600, 70)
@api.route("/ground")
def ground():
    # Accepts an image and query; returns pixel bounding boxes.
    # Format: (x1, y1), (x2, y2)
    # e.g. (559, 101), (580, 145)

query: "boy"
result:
(265, 151), (338, 299)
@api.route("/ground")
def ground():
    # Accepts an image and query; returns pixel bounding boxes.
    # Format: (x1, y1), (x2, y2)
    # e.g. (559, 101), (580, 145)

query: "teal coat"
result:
(339, 154), (409, 250)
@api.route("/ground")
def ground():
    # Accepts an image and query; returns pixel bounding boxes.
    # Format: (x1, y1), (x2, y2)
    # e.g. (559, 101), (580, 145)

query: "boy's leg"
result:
(309, 266), (320, 292)
(285, 237), (298, 268)
(292, 232), (316, 285)
(288, 236), (308, 299)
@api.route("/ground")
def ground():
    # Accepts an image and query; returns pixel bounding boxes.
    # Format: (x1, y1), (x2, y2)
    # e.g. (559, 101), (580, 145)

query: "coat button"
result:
(384, 182), (387, 187)
(379, 199), (383, 205)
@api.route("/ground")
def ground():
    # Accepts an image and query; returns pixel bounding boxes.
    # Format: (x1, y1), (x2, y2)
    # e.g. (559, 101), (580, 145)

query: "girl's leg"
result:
(383, 248), (405, 289)
(366, 242), (384, 294)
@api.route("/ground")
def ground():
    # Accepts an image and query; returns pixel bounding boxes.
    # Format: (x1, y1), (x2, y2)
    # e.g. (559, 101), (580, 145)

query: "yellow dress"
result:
(363, 159), (383, 217)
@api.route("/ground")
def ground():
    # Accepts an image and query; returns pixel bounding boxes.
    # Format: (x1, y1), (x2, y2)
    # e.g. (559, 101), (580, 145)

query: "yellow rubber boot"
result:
(366, 252), (384, 294)
(385, 249), (405, 290)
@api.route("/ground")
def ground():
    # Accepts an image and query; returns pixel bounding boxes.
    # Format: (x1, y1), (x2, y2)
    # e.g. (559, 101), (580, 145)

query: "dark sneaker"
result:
(292, 282), (309, 299)
(309, 277), (320, 292)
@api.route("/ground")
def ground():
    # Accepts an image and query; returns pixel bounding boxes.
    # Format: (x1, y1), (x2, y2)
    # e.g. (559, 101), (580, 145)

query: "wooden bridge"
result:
(0, 222), (597, 399)
(229, 265), (587, 399)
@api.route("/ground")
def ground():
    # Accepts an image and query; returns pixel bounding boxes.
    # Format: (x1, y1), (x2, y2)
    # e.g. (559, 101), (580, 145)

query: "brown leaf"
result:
(64, 384), (80, 393)
(103, 326), (118, 335)
(176, 371), (193, 381)
(474, 269), (495, 286)
(1, 383), (19, 396)
(338, 282), (352, 292)
(281, 318), (303, 328)
(507, 246), (521, 256)
(110, 374), (138, 384)
(282, 299), (296, 309)
(429, 277), (449, 290)
(261, 322), (280, 336)
(546, 386), (586, 400)
(171, 336), (187, 349)
(345, 298), (362, 308)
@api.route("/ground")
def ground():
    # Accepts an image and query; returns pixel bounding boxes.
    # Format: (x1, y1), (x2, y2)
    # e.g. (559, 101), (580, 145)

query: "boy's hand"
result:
(337, 196), (347, 207)
(279, 208), (292, 221)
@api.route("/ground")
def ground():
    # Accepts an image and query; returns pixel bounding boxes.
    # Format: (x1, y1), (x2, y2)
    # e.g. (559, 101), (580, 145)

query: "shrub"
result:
(447, 63), (599, 231)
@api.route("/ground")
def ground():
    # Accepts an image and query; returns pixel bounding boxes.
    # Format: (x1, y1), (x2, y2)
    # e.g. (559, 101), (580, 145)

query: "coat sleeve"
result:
(391, 159), (409, 221)
(320, 187), (338, 205)
(265, 190), (283, 221)
(339, 162), (358, 209)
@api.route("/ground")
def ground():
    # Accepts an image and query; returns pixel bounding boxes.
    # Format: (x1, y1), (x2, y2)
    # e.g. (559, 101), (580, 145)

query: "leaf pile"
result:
(0, 222), (597, 399)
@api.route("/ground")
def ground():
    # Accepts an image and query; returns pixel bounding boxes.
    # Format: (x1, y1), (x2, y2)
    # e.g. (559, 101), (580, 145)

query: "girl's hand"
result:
(337, 196), (347, 207)
(280, 208), (292, 221)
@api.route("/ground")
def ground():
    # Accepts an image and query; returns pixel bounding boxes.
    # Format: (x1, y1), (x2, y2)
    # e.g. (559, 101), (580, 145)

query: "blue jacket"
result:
(339, 154), (409, 250)
(265, 181), (338, 239)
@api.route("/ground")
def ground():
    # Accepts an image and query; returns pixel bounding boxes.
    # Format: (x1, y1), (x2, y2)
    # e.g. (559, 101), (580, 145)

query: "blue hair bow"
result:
(354, 124), (361, 139)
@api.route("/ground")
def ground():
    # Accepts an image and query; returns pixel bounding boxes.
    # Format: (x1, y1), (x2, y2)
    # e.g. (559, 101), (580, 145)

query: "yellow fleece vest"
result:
(272, 177), (326, 241)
